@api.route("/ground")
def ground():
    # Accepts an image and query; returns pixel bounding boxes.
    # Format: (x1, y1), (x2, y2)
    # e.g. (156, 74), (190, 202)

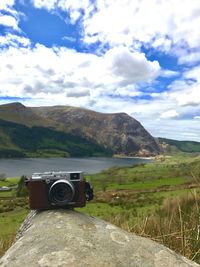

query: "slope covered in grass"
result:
(0, 119), (112, 158)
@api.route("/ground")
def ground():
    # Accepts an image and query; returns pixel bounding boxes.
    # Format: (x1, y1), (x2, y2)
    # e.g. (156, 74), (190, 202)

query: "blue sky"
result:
(0, 0), (200, 141)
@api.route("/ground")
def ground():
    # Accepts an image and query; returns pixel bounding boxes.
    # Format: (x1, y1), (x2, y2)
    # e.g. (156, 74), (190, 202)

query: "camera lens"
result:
(49, 180), (75, 206)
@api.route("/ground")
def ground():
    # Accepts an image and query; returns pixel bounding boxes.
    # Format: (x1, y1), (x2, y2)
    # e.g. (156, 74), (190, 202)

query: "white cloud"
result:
(0, 0), (21, 31)
(160, 110), (179, 119)
(62, 36), (76, 42)
(160, 66), (200, 108)
(159, 69), (180, 78)
(144, 119), (200, 141)
(183, 66), (200, 82)
(82, 0), (200, 54)
(194, 116), (200, 120)
(0, 0), (15, 10)
(152, 37), (172, 52)
(105, 47), (160, 85)
(0, 34), (31, 48)
(177, 86), (200, 107)
(66, 89), (90, 98)
(0, 44), (160, 104)
(32, 0), (92, 23)
(31, 0), (58, 10)
(30, 0), (200, 65)
(178, 51), (200, 65)
(0, 14), (18, 30)
(170, 66), (200, 107)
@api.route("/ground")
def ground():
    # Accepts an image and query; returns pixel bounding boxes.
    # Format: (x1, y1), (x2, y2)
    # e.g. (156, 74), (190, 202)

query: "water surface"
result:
(0, 157), (150, 177)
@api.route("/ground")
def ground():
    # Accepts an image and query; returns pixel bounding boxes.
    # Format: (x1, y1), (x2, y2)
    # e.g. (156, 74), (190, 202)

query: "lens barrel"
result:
(49, 180), (75, 206)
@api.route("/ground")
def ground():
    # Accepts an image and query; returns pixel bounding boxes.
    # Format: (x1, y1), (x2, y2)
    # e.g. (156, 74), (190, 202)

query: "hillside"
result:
(158, 137), (200, 153)
(0, 102), (49, 127)
(0, 102), (160, 157)
(32, 106), (160, 156)
(0, 119), (112, 158)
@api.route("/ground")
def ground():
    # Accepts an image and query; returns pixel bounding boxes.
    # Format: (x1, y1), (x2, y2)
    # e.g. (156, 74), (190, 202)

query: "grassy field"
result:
(0, 154), (200, 263)
(0, 187), (29, 257)
(0, 177), (20, 187)
(77, 154), (200, 263)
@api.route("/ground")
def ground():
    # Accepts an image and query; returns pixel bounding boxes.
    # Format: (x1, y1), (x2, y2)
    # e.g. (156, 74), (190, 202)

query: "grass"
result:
(0, 177), (20, 187)
(87, 155), (198, 191)
(0, 208), (28, 238)
(77, 202), (124, 219)
(0, 177), (29, 256)
(106, 176), (187, 190)
(0, 190), (16, 197)
(0, 207), (29, 257)
(0, 154), (200, 263)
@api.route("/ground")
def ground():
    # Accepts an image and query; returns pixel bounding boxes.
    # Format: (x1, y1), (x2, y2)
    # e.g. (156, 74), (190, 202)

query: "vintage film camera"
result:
(26, 171), (93, 210)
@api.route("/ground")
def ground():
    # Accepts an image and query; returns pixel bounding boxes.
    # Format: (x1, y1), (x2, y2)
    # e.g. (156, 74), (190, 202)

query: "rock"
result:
(1, 210), (199, 267)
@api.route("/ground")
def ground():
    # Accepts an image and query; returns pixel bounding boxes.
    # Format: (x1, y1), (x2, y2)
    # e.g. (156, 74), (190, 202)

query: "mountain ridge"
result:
(0, 102), (50, 127)
(32, 104), (160, 156)
(0, 102), (160, 157)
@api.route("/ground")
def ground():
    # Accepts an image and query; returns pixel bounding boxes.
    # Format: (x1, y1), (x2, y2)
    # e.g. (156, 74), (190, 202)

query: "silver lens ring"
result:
(49, 179), (75, 206)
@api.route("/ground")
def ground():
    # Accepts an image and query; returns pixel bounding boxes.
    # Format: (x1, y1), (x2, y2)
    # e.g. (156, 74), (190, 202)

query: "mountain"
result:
(0, 119), (112, 158)
(158, 137), (200, 153)
(32, 106), (160, 156)
(0, 102), (160, 157)
(0, 102), (49, 127)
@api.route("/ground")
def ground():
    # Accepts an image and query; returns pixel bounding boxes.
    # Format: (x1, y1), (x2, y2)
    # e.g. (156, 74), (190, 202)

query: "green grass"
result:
(0, 208), (29, 256)
(0, 177), (20, 187)
(0, 190), (16, 197)
(0, 208), (28, 237)
(88, 155), (200, 191)
(106, 177), (187, 190)
(78, 188), (193, 220)
(76, 202), (124, 219)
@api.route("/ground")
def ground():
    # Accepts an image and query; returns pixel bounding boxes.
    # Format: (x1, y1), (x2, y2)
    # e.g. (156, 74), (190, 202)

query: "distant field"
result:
(0, 154), (200, 263)
(0, 177), (20, 187)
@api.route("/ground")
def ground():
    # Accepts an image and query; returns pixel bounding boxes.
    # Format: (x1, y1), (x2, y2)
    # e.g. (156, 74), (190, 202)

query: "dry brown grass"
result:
(0, 236), (14, 257)
(109, 189), (200, 263)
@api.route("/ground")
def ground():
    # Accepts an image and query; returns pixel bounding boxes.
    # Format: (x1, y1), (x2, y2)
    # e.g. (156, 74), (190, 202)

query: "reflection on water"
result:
(0, 157), (150, 177)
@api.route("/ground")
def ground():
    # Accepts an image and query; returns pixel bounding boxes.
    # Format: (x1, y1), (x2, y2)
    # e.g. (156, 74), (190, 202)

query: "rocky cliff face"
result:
(0, 210), (199, 267)
(33, 106), (160, 156)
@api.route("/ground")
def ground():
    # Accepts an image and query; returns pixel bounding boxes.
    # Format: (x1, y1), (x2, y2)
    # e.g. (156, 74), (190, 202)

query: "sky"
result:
(0, 0), (200, 141)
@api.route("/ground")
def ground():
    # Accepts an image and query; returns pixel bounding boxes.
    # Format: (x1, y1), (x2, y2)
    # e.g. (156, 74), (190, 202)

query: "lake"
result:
(0, 157), (150, 177)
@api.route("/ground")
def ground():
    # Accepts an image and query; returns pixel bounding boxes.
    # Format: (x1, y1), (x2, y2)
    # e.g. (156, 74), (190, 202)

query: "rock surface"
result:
(1, 210), (199, 267)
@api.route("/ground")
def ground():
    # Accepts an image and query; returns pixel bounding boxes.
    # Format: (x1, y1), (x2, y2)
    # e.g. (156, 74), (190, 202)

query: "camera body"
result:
(26, 171), (89, 210)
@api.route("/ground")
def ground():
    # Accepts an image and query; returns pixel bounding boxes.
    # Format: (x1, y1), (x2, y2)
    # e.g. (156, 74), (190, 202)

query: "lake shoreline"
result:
(0, 154), (155, 160)
(0, 157), (150, 178)
(113, 155), (155, 160)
